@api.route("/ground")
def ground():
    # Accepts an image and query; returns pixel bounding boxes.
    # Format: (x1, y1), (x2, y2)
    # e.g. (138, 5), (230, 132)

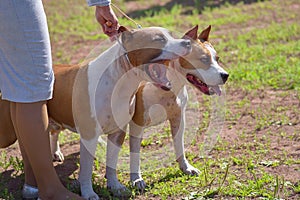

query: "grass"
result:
(1, 0), (300, 199)
(220, 22), (300, 91)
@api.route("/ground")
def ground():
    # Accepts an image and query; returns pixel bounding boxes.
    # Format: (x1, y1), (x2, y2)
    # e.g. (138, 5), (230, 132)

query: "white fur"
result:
(77, 43), (144, 199)
(197, 44), (227, 86)
(49, 27), (228, 197)
(151, 27), (191, 61)
(105, 39), (229, 191)
(73, 28), (191, 199)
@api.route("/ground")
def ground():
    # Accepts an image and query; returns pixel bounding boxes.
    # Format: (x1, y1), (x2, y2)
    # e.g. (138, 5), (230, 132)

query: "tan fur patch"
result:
(48, 64), (78, 128)
(132, 82), (147, 126)
(72, 66), (98, 140)
(48, 64), (98, 140)
(179, 40), (211, 70)
(123, 29), (166, 67)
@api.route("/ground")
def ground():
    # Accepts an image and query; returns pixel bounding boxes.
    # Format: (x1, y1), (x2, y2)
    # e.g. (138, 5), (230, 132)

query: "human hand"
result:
(95, 5), (119, 38)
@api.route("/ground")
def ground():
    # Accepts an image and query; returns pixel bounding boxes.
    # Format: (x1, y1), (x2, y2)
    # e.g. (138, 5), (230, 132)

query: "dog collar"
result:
(114, 35), (132, 71)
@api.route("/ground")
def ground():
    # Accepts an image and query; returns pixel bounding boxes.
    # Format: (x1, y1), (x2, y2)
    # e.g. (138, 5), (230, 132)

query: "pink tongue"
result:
(210, 85), (222, 96)
(200, 84), (209, 94)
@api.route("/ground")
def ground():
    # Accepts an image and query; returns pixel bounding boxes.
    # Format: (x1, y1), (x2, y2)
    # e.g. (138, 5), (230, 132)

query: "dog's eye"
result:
(200, 56), (210, 63)
(153, 35), (166, 42)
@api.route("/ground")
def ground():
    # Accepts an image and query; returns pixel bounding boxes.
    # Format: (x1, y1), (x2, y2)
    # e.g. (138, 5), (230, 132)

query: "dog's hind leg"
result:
(169, 109), (200, 176)
(49, 130), (64, 162)
(105, 128), (131, 197)
(129, 121), (147, 191)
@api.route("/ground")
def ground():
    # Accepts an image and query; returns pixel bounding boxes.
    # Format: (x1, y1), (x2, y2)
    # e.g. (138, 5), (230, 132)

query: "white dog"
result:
(47, 26), (191, 199)
(104, 25), (229, 194)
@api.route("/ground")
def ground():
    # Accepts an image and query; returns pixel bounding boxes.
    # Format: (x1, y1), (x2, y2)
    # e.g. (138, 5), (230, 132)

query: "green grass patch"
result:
(218, 22), (300, 91)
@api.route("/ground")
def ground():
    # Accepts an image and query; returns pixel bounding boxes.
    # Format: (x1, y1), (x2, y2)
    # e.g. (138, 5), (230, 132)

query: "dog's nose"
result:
(181, 40), (191, 48)
(221, 72), (229, 83)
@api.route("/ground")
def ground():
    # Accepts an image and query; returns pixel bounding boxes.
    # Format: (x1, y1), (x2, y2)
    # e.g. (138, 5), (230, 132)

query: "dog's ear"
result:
(120, 27), (134, 43)
(182, 25), (198, 40)
(118, 26), (129, 33)
(198, 25), (211, 42)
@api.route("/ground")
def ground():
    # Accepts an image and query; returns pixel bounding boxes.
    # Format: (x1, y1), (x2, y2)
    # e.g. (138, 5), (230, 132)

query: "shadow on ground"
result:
(126, 0), (265, 17)
(0, 152), (80, 199)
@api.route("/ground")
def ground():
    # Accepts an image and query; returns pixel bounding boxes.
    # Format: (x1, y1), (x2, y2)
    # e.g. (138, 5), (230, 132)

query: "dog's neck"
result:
(85, 42), (144, 133)
(166, 60), (190, 94)
(87, 42), (142, 91)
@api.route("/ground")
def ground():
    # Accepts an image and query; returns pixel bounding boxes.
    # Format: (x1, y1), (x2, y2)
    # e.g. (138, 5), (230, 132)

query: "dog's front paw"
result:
(131, 177), (147, 191)
(82, 192), (99, 200)
(180, 162), (200, 176)
(80, 182), (100, 200)
(130, 173), (146, 191)
(52, 150), (64, 162)
(86, 194), (100, 200)
(107, 183), (131, 198)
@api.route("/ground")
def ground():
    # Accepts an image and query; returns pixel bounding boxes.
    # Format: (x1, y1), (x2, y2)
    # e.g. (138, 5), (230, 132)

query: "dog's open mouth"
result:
(145, 63), (171, 91)
(186, 74), (222, 96)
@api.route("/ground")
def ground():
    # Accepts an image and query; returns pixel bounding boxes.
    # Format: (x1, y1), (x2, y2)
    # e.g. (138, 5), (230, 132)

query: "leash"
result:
(105, 3), (143, 71)
(111, 3), (142, 29)
(105, 2), (143, 52)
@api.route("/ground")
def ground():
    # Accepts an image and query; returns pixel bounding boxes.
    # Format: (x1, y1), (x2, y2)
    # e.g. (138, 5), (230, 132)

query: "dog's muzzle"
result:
(145, 63), (171, 91)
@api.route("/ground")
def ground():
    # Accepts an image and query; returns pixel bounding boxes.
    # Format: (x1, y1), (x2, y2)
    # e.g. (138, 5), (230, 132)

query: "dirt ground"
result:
(0, 0), (299, 199)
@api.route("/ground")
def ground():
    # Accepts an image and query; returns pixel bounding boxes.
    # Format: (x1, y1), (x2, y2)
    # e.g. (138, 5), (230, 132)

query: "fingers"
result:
(100, 22), (118, 40)
(95, 5), (119, 38)
(104, 21), (118, 37)
(106, 21), (112, 27)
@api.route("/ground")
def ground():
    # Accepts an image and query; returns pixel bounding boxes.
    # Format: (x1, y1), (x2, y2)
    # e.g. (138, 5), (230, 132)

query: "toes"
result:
(107, 186), (131, 198)
(87, 195), (100, 200)
(195, 169), (201, 175)
(82, 194), (99, 200)
(191, 169), (200, 176)
(53, 151), (64, 162)
(182, 166), (201, 176)
(132, 178), (147, 192)
(188, 167), (200, 176)
(81, 191), (99, 200)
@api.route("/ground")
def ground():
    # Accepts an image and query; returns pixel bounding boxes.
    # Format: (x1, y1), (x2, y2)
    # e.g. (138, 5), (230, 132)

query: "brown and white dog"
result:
(103, 25), (229, 193)
(0, 26), (192, 199)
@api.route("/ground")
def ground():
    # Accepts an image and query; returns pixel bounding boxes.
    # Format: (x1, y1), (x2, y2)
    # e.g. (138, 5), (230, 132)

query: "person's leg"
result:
(0, 1), (83, 198)
(11, 105), (39, 199)
(17, 137), (39, 199)
(10, 101), (83, 199)
(18, 141), (36, 187)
